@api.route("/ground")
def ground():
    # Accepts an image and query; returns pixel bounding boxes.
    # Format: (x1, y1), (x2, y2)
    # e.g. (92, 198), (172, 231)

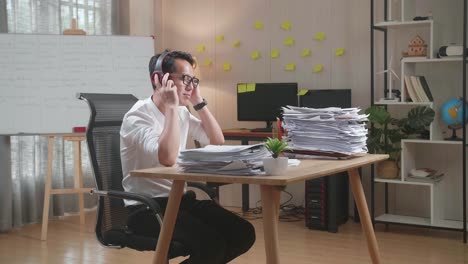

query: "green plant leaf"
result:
(365, 106), (390, 126)
(407, 106), (435, 129)
(365, 105), (434, 160)
(264, 137), (288, 158)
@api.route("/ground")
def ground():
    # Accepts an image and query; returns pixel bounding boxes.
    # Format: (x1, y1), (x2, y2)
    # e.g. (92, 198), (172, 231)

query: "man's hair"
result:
(148, 49), (196, 90)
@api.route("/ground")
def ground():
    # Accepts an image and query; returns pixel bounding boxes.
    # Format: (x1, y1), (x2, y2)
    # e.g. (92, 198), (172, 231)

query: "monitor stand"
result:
(251, 121), (273, 132)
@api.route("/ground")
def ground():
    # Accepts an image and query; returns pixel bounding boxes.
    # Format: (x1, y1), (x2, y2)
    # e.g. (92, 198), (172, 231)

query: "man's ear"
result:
(150, 72), (158, 87)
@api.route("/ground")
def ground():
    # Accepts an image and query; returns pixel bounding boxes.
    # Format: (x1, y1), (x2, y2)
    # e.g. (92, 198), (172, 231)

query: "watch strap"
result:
(193, 98), (207, 111)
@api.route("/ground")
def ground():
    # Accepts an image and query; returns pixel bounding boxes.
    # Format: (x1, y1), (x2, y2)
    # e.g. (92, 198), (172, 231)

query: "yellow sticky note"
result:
(301, 48), (311, 57)
(251, 50), (260, 60)
(246, 83), (256, 92)
(270, 49), (280, 58)
(284, 37), (295, 47)
(223, 63), (231, 71)
(335, 48), (345, 56)
(314, 32), (326, 41)
(232, 40), (241, 48)
(313, 64), (323, 73)
(281, 21), (292, 30)
(254, 21), (264, 30)
(216, 35), (224, 42)
(298, 89), (309, 96)
(196, 44), (205, 52)
(237, 84), (247, 93)
(202, 59), (212, 66)
(285, 63), (296, 71)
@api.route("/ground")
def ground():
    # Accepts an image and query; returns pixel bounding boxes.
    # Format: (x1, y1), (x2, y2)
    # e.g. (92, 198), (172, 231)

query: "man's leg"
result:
(184, 199), (256, 263)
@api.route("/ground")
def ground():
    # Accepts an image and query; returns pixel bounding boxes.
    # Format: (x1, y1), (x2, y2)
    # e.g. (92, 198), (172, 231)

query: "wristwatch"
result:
(193, 98), (208, 111)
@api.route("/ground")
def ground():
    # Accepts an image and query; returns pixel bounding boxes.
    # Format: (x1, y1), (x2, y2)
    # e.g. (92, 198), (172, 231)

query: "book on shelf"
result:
(410, 76), (428, 102)
(404, 75), (419, 102)
(406, 168), (444, 183)
(418, 76), (433, 101)
(404, 75), (433, 102)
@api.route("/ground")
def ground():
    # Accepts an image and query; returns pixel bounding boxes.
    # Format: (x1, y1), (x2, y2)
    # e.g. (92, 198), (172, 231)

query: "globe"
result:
(441, 98), (468, 128)
(441, 98), (468, 140)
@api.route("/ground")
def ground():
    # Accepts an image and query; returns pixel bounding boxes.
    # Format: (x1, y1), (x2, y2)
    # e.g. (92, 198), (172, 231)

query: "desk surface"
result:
(131, 154), (388, 186)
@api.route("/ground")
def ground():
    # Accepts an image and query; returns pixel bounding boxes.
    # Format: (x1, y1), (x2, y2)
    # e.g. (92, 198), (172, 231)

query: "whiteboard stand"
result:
(40, 133), (92, 241)
(63, 18), (86, 35)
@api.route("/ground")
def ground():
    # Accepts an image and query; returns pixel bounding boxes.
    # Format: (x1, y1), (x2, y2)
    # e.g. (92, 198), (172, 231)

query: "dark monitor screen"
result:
(299, 89), (351, 108)
(237, 83), (298, 122)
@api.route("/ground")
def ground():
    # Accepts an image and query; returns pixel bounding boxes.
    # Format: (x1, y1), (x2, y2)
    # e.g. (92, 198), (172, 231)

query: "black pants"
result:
(127, 192), (256, 264)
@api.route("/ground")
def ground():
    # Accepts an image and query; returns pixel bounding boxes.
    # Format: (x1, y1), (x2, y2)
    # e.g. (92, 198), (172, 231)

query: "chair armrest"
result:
(91, 189), (161, 214)
(187, 182), (217, 200)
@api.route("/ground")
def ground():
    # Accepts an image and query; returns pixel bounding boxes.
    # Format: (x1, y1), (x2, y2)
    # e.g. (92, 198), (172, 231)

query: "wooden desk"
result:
(132, 154), (388, 264)
(223, 129), (272, 212)
(40, 133), (93, 241)
(223, 128), (273, 143)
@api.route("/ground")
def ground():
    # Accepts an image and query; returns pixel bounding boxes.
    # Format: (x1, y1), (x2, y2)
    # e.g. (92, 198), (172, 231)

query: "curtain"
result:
(3, 0), (119, 35)
(0, 135), (97, 232)
(0, 0), (7, 32)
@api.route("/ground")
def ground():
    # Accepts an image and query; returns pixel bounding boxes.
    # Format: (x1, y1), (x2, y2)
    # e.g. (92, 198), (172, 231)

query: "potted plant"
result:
(263, 137), (289, 175)
(365, 105), (435, 179)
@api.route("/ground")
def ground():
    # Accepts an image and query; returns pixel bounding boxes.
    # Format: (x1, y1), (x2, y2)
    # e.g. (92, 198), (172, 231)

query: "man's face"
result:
(170, 59), (197, 106)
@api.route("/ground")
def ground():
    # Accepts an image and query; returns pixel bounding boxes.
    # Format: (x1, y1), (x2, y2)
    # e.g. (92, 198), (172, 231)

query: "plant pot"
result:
(377, 160), (399, 179)
(263, 157), (288, 176)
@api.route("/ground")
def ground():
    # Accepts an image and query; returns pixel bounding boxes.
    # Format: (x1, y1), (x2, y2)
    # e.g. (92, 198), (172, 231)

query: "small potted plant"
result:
(366, 105), (435, 179)
(263, 137), (289, 175)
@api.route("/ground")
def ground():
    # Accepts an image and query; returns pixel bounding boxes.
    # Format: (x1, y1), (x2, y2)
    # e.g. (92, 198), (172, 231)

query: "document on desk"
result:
(178, 144), (272, 175)
(282, 106), (368, 156)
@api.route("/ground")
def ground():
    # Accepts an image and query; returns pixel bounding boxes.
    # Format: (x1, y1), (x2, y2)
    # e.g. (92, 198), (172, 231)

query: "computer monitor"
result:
(299, 89), (351, 108)
(237, 82), (298, 131)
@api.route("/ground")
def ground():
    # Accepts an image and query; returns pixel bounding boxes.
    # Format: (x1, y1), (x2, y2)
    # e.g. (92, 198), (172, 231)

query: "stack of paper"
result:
(178, 144), (272, 175)
(282, 106), (368, 156)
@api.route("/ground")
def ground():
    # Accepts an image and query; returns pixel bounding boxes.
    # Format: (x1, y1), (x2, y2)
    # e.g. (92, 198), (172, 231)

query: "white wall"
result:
(157, 0), (372, 208)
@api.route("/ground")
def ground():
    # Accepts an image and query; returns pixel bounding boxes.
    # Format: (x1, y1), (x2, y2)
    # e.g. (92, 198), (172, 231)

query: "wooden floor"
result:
(1, 209), (468, 264)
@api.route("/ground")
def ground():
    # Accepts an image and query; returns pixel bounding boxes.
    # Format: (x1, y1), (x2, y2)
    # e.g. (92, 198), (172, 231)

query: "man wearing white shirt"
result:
(120, 50), (255, 264)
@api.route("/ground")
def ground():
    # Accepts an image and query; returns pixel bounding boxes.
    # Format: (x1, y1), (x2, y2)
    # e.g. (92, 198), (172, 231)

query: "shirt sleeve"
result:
(188, 112), (210, 146)
(121, 110), (161, 160)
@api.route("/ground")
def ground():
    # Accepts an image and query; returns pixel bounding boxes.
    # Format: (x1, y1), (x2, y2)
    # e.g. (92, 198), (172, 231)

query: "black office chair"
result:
(78, 93), (216, 260)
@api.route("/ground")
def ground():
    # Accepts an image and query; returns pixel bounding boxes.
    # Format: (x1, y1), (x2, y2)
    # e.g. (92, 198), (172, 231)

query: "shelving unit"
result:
(370, 0), (467, 242)
(374, 20), (432, 28)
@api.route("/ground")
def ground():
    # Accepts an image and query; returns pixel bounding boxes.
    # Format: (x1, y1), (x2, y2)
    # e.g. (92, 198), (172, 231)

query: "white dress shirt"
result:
(120, 97), (210, 206)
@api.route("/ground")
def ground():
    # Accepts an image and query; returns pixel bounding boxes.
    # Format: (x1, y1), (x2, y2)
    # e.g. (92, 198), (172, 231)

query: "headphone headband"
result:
(154, 50), (171, 74)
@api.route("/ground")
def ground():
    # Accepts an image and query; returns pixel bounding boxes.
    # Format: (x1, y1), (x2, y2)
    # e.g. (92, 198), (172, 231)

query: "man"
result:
(120, 50), (255, 264)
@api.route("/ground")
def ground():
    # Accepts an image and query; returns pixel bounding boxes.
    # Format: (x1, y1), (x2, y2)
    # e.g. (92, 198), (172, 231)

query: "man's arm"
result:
(157, 106), (180, 166)
(155, 73), (181, 166)
(196, 105), (225, 145)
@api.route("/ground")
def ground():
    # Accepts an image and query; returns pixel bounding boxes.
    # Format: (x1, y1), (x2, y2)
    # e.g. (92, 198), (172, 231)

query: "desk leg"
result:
(153, 180), (185, 264)
(41, 137), (54, 241)
(260, 185), (281, 264)
(73, 141), (85, 226)
(348, 168), (381, 264)
(242, 184), (249, 212)
(240, 139), (250, 212)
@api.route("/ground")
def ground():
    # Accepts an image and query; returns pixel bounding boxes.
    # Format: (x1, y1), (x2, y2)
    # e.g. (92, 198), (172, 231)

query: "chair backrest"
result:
(78, 93), (138, 246)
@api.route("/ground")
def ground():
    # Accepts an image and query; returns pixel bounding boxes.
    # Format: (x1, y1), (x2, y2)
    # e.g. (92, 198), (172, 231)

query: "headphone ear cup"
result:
(156, 72), (163, 84)
(154, 51), (170, 86)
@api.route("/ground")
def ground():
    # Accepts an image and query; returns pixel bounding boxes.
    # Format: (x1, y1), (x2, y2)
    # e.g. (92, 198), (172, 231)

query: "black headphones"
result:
(153, 50), (171, 84)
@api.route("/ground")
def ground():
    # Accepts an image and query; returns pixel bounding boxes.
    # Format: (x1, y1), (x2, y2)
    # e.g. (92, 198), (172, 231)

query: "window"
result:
(4, 0), (117, 34)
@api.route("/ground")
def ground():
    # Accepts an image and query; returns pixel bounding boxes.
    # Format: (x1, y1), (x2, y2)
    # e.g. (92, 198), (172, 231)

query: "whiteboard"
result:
(0, 34), (154, 134)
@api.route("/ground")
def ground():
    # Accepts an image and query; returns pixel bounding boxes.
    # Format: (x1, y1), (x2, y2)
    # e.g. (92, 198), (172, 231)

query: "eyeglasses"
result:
(171, 73), (200, 88)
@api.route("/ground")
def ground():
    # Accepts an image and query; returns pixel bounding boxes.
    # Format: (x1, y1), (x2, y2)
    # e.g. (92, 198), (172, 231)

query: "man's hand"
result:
(153, 73), (179, 107)
(189, 82), (203, 106)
